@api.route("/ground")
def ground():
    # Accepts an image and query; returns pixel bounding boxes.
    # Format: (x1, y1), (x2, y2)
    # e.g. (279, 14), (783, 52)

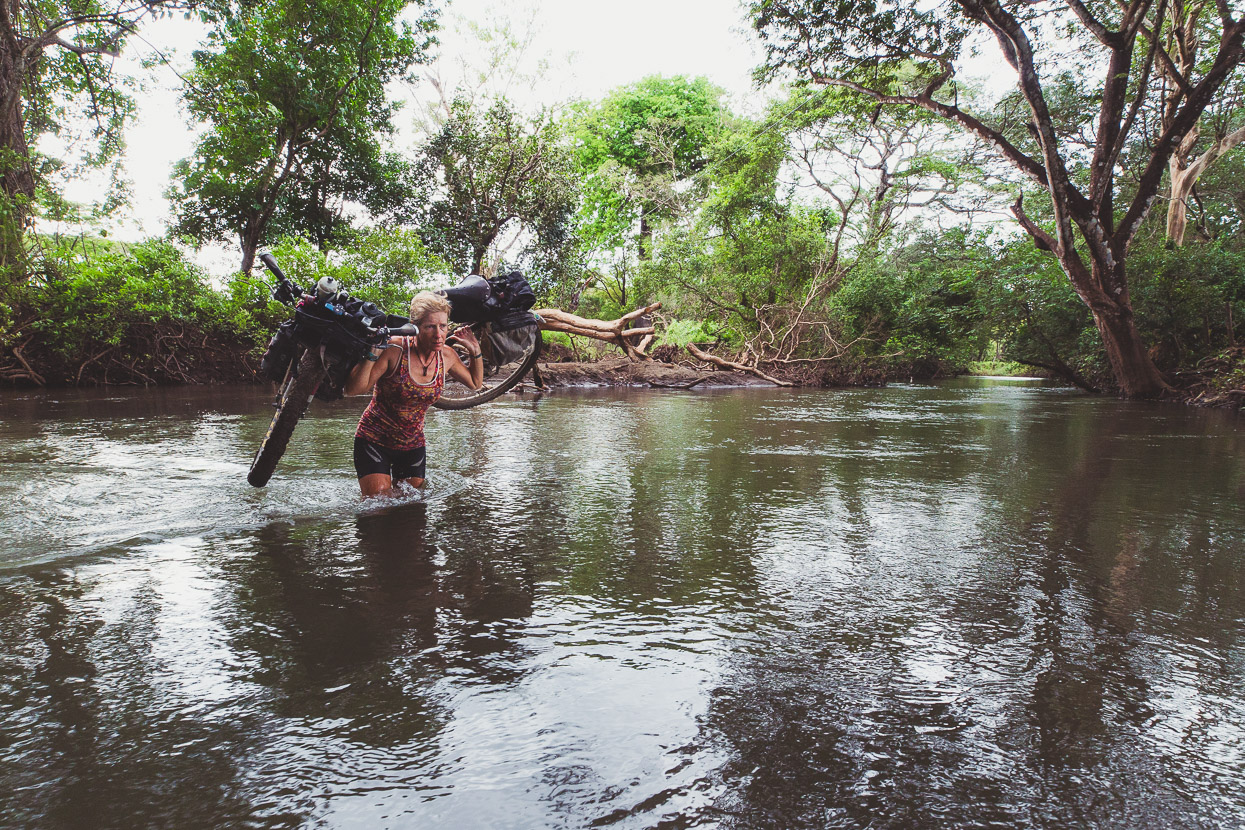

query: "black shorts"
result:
(353, 435), (427, 481)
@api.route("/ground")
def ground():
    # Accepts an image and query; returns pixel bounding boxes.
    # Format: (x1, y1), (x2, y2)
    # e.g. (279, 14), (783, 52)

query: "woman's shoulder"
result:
(375, 338), (404, 374)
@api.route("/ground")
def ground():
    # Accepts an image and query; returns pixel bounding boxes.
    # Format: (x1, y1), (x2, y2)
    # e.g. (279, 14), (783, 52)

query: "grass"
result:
(965, 360), (1044, 377)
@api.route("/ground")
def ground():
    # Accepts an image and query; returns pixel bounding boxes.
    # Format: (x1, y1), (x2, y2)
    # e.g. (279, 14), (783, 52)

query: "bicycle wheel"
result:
(433, 325), (542, 410)
(247, 349), (326, 486)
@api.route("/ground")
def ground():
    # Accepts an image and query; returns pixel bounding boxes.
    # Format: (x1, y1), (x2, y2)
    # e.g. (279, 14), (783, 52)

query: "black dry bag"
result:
(487, 270), (537, 313)
(259, 321), (298, 382)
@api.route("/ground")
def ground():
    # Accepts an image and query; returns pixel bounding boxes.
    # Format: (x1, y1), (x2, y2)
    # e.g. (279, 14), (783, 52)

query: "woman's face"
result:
(416, 311), (449, 351)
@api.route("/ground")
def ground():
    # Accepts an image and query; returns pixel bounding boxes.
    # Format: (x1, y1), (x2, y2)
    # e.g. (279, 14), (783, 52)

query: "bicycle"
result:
(246, 253), (542, 487)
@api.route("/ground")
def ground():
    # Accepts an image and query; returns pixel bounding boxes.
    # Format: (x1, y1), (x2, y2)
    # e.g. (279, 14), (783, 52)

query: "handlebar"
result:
(261, 250), (425, 352)
(386, 324), (421, 338)
(258, 251), (287, 282)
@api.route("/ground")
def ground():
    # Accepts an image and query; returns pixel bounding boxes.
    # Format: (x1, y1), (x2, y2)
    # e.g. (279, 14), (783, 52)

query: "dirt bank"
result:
(530, 355), (776, 389)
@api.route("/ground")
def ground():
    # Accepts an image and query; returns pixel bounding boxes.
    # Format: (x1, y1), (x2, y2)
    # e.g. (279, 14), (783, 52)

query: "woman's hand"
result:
(345, 340), (397, 395)
(444, 328), (484, 390)
(446, 328), (480, 355)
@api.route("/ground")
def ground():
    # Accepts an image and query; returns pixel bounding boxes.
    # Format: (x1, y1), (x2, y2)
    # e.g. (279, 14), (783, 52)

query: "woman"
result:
(345, 292), (483, 497)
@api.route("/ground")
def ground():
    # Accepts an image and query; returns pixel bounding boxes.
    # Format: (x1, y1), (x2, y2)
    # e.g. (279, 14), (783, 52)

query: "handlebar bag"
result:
(259, 321), (298, 382)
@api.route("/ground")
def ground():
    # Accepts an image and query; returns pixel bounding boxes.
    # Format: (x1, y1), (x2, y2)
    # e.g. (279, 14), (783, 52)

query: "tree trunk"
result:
(0, 18), (34, 283)
(1074, 255), (1167, 398)
(1166, 125), (1245, 246)
(1050, 243), (1168, 399)
(239, 229), (259, 275)
(638, 208), (652, 261)
(1091, 302), (1167, 398)
(1167, 156), (1192, 247)
(533, 303), (660, 360)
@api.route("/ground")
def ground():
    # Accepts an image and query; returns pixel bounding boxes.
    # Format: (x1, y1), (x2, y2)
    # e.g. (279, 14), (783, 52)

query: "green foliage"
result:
(168, 0), (439, 270)
(6, 228), (453, 385)
(751, 1), (968, 91)
(264, 229), (450, 317)
(646, 205), (832, 328)
(572, 75), (728, 264)
(573, 289), (624, 325)
(1128, 241), (1245, 369)
(541, 330), (574, 349)
(879, 232), (989, 366)
(26, 238), (229, 359)
(976, 239), (1108, 389)
(658, 319), (719, 348)
(412, 97), (580, 290)
(966, 360), (1039, 377)
(968, 235), (1245, 389)
(575, 75), (727, 176)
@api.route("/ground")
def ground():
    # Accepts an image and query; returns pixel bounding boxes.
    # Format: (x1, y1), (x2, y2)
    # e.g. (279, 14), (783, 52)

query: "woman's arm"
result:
(345, 340), (399, 395)
(443, 330), (484, 390)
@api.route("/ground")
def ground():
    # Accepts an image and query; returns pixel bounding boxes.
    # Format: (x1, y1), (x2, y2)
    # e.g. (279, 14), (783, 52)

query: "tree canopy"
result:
(751, 0), (1245, 398)
(572, 75), (728, 261)
(411, 96), (579, 283)
(166, 0), (438, 273)
(1, 0), (198, 281)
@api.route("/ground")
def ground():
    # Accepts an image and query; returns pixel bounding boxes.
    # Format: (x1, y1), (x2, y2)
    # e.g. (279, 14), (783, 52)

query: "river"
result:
(1, 379), (1242, 829)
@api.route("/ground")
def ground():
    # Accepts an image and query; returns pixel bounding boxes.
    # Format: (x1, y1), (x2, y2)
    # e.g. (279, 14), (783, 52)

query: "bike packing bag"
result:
(314, 361), (349, 402)
(315, 345), (370, 403)
(487, 270), (537, 312)
(259, 321), (299, 382)
(486, 310), (540, 367)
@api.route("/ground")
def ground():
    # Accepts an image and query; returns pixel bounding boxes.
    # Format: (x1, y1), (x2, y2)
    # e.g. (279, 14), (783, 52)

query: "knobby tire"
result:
(247, 349), (326, 487)
(433, 335), (542, 411)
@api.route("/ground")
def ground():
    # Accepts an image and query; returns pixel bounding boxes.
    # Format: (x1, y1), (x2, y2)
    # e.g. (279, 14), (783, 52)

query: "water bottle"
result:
(315, 276), (340, 300)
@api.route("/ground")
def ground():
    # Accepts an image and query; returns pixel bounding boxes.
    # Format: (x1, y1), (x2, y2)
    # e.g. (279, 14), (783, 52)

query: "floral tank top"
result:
(355, 338), (444, 450)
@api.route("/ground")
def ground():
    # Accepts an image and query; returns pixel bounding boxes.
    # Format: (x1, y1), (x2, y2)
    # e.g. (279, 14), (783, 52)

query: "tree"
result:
(1158, 3), (1245, 245)
(752, 0), (1245, 398)
(784, 85), (996, 253)
(0, 0), (193, 281)
(573, 75), (728, 262)
(411, 96), (579, 283)
(167, 0), (437, 273)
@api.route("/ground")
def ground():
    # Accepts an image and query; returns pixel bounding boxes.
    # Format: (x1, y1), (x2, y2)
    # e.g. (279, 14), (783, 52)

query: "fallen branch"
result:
(686, 343), (793, 387)
(534, 302), (661, 361)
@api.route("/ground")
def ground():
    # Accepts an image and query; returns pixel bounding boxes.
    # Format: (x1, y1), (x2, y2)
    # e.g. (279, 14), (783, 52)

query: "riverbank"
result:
(531, 355), (774, 389)
(4, 337), (1241, 412)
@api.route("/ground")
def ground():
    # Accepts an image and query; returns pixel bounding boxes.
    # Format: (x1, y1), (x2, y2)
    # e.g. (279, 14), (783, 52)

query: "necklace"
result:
(410, 340), (437, 374)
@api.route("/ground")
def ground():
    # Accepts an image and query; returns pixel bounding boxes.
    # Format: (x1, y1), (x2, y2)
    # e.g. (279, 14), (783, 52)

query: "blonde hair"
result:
(409, 291), (451, 323)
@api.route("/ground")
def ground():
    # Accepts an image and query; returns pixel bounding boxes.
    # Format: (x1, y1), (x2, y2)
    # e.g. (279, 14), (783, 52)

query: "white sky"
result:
(62, 0), (764, 258)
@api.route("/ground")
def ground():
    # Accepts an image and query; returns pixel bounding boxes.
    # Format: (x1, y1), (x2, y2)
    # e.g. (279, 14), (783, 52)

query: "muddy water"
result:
(0, 380), (1242, 828)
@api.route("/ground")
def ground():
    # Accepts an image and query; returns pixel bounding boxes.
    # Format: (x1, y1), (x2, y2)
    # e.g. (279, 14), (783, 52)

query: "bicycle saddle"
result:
(438, 275), (490, 304)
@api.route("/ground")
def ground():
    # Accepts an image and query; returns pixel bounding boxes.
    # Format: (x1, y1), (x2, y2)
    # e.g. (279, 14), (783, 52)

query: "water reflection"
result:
(0, 383), (1241, 828)
(698, 389), (1244, 829)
